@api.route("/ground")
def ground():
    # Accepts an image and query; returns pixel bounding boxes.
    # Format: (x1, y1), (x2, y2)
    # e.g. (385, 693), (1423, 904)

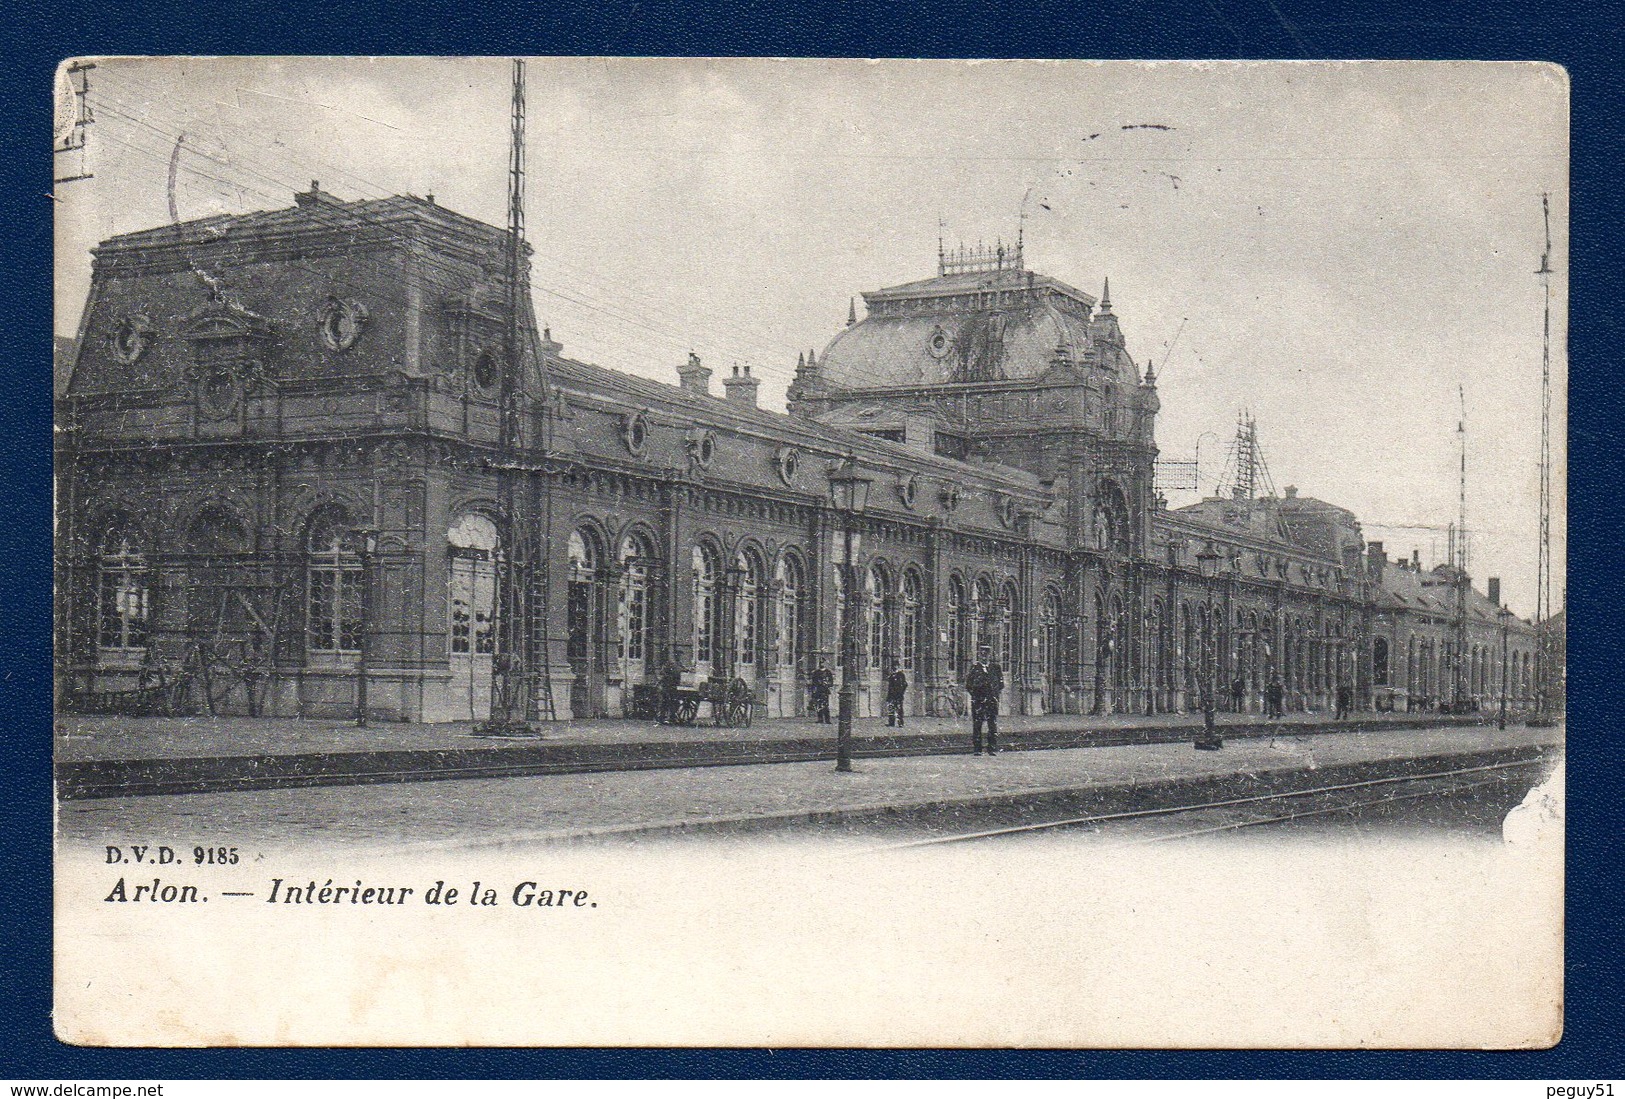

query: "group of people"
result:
(1235, 676), (1354, 720)
(807, 651), (1006, 755)
(806, 662), (914, 727)
(668, 656), (1356, 744)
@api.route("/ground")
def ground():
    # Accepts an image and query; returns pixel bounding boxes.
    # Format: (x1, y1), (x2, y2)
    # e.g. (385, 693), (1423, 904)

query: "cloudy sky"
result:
(54, 57), (1566, 616)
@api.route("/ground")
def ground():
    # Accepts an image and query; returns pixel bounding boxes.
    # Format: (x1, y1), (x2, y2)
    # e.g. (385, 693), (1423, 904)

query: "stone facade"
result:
(56, 189), (1538, 724)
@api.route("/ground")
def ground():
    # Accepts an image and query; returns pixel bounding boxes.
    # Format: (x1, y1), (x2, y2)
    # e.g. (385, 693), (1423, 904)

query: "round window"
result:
(473, 348), (498, 390)
(622, 410), (650, 456)
(687, 429), (717, 469)
(927, 327), (952, 360)
(775, 446), (800, 485)
(111, 315), (153, 365)
(897, 474), (919, 509)
(318, 298), (367, 352)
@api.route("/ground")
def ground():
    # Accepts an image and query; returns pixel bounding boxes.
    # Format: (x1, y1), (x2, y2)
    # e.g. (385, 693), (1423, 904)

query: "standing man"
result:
(657, 659), (682, 725)
(1266, 677), (1284, 719)
(885, 665), (909, 727)
(964, 648), (1004, 755)
(1231, 674), (1246, 714)
(809, 662), (834, 725)
(1335, 682), (1352, 721)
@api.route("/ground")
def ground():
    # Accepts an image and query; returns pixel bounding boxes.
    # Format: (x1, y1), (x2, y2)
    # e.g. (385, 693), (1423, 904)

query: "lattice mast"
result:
(1533, 192), (1557, 723)
(1218, 411), (1276, 501)
(1449, 385), (1470, 706)
(483, 58), (551, 733)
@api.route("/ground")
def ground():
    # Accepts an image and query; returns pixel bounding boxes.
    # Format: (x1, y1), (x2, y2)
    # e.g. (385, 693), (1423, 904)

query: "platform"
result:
(53, 722), (1563, 851)
(56, 708), (1525, 800)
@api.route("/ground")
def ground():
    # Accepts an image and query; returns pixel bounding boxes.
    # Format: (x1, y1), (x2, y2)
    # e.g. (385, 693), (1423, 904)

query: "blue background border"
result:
(7, 0), (1619, 1078)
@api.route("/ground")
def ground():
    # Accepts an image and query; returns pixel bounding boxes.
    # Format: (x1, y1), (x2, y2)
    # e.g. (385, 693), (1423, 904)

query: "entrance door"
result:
(447, 514), (500, 722)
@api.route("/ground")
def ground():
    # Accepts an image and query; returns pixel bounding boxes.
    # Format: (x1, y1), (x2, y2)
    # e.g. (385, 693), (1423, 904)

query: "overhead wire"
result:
(88, 80), (808, 386)
(88, 105), (733, 376)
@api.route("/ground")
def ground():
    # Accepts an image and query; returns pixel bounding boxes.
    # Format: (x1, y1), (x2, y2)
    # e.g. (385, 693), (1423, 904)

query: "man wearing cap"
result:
(964, 649), (1004, 755)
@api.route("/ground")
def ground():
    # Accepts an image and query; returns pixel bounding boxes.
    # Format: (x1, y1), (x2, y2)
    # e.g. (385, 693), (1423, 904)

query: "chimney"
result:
(677, 352), (711, 395)
(1487, 577), (1501, 607)
(1412, 548), (1421, 570)
(1367, 541), (1385, 579)
(1283, 485), (1298, 499)
(722, 362), (760, 408)
(294, 180), (340, 208)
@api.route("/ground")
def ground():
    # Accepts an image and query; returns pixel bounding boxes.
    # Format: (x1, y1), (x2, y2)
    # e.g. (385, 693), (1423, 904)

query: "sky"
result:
(53, 57), (1567, 617)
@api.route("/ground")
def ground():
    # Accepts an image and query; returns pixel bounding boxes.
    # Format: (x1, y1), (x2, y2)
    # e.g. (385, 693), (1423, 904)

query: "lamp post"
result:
(828, 457), (873, 773)
(352, 528), (379, 728)
(1194, 542), (1223, 750)
(1498, 603), (1512, 730)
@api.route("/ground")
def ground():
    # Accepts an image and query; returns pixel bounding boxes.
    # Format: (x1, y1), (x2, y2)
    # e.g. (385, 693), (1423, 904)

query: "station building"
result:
(55, 185), (1538, 724)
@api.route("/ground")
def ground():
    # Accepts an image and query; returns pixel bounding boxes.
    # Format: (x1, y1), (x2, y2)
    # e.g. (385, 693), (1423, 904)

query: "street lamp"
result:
(1498, 603), (1512, 730)
(828, 457), (873, 773)
(352, 528), (379, 728)
(1194, 541), (1223, 750)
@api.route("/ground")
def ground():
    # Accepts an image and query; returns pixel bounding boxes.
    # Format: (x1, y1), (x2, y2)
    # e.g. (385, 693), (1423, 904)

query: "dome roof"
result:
(816, 266), (1121, 389)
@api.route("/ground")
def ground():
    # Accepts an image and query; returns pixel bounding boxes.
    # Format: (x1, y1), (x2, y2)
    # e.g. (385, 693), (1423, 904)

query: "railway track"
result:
(874, 759), (1550, 849)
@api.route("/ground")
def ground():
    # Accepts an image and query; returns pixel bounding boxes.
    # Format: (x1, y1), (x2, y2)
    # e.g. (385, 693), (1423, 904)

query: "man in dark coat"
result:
(885, 666), (909, 727)
(964, 651), (1004, 755)
(1266, 677), (1284, 719)
(657, 660), (682, 725)
(1231, 675), (1246, 713)
(1335, 682), (1352, 721)
(809, 662), (834, 724)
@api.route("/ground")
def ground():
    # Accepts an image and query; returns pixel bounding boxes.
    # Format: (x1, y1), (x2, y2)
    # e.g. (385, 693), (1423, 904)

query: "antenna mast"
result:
(1455, 384), (1468, 570)
(1451, 384), (1469, 708)
(482, 58), (551, 735)
(1532, 192), (1557, 724)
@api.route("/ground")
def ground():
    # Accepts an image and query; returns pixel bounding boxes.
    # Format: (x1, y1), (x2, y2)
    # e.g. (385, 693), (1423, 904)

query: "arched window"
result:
(832, 562), (846, 666)
(972, 578), (993, 660)
(1094, 482), (1131, 555)
(566, 528), (600, 671)
(998, 581), (1018, 672)
(97, 519), (149, 654)
(1105, 588), (1118, 673)
(1040, 590), (1060, 686)
(1244, 611), (1261, 688)
(776, 554), (803, 669)
(735, 548), (764, 670)
(448, 513), (499, 656)
(945, 576), (965, 679)
(616, 534), (652, 674)
(692, 543), (721, 673)
(1373, 636), (1390, 687)
(307, 512), (362, 655)
(867, 563), (891, 670)
(900, 571), (923, 674)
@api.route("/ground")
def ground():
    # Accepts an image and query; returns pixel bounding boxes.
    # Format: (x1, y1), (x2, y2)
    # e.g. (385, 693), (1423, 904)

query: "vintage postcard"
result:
(52, 57), (1566, 1047)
